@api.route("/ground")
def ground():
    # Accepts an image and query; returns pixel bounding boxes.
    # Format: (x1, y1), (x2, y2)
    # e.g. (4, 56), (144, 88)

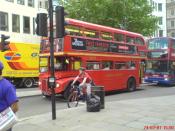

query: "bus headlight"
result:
(56, 83), (60, 88)
(144, 76), (148, 79)
(164, 78), (169, 81)
(38, 81), (41, 86)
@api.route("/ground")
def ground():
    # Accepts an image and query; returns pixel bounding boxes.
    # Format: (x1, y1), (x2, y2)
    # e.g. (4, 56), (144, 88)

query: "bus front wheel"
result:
(63, 84), (72, 99)
(127, 78), (136, 92)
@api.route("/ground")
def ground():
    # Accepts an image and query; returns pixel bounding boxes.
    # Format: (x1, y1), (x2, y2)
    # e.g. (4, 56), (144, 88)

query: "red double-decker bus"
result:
(39, 18), (147, 98)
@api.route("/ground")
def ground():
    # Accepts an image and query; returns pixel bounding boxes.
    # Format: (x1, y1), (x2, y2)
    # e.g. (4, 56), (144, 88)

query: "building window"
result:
(39, 1), (42, 8)
(159, 17), (163, 25)
(159, 30), (163, 37)
(158, 3), (162, 12)
(23, 16), (30, 34)
(171, 32), (175, 37)
(12, 14), (20, 33)
(28, 0), (34, 7)
(17, 0), (25, 5)
(171, 21), (174, 27)
(152, 1), (154, 7)
(0, 12), (8, 31)
(156, 3), (158, 11)
(171, 10), (174, 15)
(45, 1), (48, 9)
(5, 0), (14, 2)
(33, 17), (35, 34)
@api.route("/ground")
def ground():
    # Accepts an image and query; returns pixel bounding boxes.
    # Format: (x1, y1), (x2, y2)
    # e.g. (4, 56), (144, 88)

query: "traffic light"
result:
(35, 13), (48, 37)
(55, 6), (68, 38)
(1, 34), (10, 52)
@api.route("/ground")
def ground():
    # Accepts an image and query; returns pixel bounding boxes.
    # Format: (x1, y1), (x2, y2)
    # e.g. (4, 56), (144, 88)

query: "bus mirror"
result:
(65, 59), (69, 64)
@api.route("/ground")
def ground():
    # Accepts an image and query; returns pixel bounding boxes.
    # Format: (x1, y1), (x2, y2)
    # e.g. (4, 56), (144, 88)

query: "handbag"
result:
(0, 107), (17, 131)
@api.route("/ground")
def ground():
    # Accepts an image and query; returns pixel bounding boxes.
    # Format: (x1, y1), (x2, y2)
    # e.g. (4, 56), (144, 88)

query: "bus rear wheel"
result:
(127, 78), (136, 92)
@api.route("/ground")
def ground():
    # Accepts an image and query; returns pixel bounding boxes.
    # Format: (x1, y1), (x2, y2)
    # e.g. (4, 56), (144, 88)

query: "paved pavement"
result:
(13, 94), (175, 131)
(16, 88), (41, 98)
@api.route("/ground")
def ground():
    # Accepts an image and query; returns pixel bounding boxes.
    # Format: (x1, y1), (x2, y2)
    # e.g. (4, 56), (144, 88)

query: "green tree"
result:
(63, 0), (158, 36)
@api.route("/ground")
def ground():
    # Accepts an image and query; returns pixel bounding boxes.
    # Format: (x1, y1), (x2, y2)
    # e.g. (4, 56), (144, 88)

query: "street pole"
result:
(48, 0), (56, 120)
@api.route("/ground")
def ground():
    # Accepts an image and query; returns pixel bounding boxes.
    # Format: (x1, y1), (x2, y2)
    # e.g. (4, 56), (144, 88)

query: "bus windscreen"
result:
(148, 38), (168, 50)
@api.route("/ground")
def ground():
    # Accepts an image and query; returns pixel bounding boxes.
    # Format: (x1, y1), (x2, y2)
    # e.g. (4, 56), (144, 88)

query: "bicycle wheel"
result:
(67, 91), (79, 108)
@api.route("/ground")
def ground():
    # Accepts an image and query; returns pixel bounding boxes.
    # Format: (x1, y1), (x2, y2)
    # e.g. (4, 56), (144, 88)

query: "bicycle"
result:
(67, 85), (87, 108)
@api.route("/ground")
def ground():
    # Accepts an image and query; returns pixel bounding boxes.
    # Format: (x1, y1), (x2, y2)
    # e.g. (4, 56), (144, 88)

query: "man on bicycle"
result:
(71, 67), (92, 98)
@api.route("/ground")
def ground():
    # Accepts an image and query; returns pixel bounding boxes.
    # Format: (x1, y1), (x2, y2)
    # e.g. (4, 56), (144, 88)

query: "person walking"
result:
(0, 61), (19, 131)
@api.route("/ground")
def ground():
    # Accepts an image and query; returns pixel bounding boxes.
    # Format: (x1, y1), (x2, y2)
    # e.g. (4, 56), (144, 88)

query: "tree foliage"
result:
(62, 0), (158, 36)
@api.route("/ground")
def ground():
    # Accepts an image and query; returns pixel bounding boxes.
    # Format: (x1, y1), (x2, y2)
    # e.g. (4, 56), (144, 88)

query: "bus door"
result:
(139, 61), (145, 84)
(169, 61), (175, 83)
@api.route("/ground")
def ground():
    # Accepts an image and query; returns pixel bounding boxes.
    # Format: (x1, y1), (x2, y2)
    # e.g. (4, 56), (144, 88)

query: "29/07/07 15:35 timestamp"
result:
(144, 125), (175, 130)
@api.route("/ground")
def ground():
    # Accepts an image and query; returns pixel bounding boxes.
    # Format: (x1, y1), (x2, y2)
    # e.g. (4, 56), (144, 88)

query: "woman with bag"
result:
(0, 61), (19, 131)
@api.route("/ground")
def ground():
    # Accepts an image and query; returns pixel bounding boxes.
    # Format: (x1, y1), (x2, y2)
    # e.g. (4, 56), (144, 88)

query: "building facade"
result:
(166, 0), (175, 37)
(149, 0), (167, 37)
(0, 0), (47, 44)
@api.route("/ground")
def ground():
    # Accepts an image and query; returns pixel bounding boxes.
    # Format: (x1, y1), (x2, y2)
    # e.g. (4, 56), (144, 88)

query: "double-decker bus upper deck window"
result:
(114, 33), (124, 42)
(126, 36), (135, 44)
(84, 29), (99, 38)
(139, 51), (147, 57)
(101, 32), (112, 40)
(66, 25), (83, 36)
(148, 38), (168, 49)
(135, 37), (144, 45)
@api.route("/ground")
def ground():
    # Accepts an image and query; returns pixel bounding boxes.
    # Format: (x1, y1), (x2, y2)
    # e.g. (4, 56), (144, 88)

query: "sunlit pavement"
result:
(14, 95), (175, 131)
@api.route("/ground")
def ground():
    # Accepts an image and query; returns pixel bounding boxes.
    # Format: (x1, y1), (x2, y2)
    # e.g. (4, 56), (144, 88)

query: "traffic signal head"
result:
(1, 34), (10, 52)
(36, 13), (48, 37)
(55, 6), (68, 38)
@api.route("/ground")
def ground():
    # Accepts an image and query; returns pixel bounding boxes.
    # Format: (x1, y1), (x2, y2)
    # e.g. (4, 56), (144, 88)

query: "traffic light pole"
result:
(48, 0), (56, 120)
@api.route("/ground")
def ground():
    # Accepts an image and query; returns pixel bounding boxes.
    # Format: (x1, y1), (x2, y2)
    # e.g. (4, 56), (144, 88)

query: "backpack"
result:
(86, 95), (101, 112)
